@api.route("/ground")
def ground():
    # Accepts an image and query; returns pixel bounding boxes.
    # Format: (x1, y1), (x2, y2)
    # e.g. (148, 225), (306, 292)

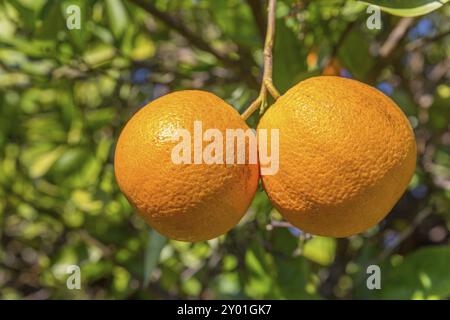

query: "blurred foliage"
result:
(0, 0), (449, 300)
(363, 0), (449, 17)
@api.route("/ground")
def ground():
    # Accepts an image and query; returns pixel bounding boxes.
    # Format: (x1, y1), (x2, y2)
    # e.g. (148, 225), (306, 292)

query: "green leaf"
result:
(143, 229), (167, 286)
(112, 266), (131, 295)
(86, 108), (116, 130)
(338, 30), (373, 79)
(49, 147), (90, 176)
(273, 255), (315, 299)
(303, 236), (336, 266)
(273, 16), (308, 93)
(368, 246), (450, 299)
(105, 0), (129, 40)
(209, 0), (259, 47)
(269, 229), (318, 299)
(429, 86), (450, 130)
(0, 37), (57, 58)
(35, 1), (64, 40)
(83, 44), (116, 66)
(361, 0), (448, 17)
(29, 146), (66, 178)
(244, 244), (274, 298)
(7, 0), (36, 29)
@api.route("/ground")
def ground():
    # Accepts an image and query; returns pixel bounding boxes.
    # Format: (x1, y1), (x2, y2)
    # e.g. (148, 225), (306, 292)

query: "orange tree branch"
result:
(241, 0), (280, 120)
(367, 17), (417, 84)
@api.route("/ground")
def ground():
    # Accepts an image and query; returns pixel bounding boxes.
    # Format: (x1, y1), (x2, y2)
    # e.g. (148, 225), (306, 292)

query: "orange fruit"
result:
(322, 57), (342, 76)
(114, 90), (259, 242)
(306, 50), (318, 70)
(257, 76), (416, 237)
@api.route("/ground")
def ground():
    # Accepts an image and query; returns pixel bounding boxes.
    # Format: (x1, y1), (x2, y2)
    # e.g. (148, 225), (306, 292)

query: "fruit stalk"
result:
(242, 0), (280, 120)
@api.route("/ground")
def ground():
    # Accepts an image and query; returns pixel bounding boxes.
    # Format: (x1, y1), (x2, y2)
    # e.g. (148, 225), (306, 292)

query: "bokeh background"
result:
(0, 0), (449, 300)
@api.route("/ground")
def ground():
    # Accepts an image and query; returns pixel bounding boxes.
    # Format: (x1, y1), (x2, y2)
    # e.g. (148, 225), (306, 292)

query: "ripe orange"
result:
(257, 76), (416, 237)
(322, 57), (342, 76)
(114, 90), (259, 242)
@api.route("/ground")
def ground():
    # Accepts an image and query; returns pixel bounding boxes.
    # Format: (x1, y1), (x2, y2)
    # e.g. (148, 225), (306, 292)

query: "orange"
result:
(257, 76), (416, 237)
(306, 49), (318, 70)
(114, 90), (259, 242)
(322, 57), (342, 76)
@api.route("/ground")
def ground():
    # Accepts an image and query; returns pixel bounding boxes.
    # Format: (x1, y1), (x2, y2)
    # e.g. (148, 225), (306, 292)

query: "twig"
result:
(379, 17), (415, 58)
(267, 220), (293, 229)
(319, 238), (351, 299)
(24, 289), (51, 300)
(241, 0), (281, 120)
(367, 17), (416, 84)
(129, 0), (259, 89)
(78, 230), (113, 257)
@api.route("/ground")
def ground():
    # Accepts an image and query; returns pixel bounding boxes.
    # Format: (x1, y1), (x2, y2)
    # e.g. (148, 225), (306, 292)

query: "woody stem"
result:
(241, 0), (280, 121)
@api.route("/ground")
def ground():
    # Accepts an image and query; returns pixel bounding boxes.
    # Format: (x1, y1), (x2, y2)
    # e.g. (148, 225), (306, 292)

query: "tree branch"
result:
(129, 0), (259, 89)
(379, 17), (415, 58)
(319, 238), (351, 299)
(367, 17), (416, 84)
(242, 0), (280, 120)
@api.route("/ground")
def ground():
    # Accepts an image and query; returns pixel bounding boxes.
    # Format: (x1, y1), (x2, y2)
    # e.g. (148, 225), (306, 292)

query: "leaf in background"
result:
(112, 266), (131, 297)
(71, 190), (103, 212)
(269, 228), (318, 298)
(429, 85), (450, 130)
(391, 90), (417, 115)
(86, 108), (116, 130)
(303, 236), (336, 266)
(273, 14), (307, 93)
(35, 0), (64, 40)
(143, 229), (167, 287)
(273, 255), (315, 299)
(209, 0), (259, 47)
(7, 0), (36, 29)
(244, 242), (275, 298)
(361, 246), (450, 299)
(83, 43), (116, 66)
(361, 0), (448, 17)
(105, 0), (129, 40)
(0, 37), (56, 58)
(29, 146), (66, 178)
(49, 147), (90, 177)
(129, 34), (156, 61)
(338, 30), (373, 79)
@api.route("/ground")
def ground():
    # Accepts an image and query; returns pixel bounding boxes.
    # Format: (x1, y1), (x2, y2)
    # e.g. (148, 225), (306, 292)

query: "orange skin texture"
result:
(258, 76), (417, 237)
(114, 90), (259, 242)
